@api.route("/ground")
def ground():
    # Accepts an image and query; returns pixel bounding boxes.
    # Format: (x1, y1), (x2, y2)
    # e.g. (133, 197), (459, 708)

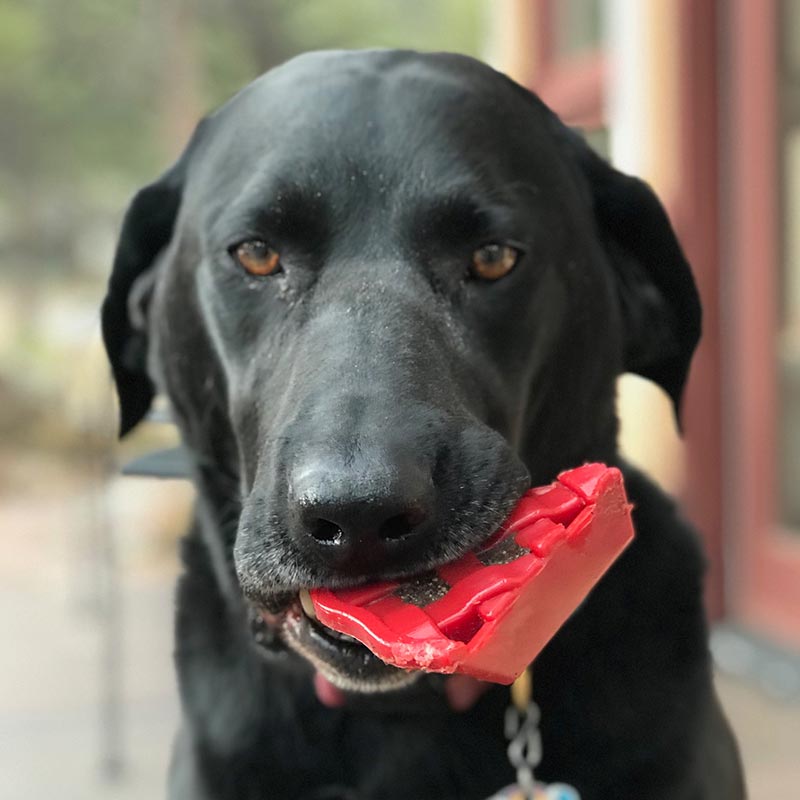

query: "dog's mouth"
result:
(246, 515), (518, 700)
(243, 475), (533, 701)
(250, 590), (420, 697)
(245, 503), (525, 700)
(245, 506), (519, 698)
(246, 522), (511, 699)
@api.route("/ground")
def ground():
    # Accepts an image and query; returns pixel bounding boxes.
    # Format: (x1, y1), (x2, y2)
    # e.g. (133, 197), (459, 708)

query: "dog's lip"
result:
(263, 598), (418, 692)
(252, 558), (497, 691)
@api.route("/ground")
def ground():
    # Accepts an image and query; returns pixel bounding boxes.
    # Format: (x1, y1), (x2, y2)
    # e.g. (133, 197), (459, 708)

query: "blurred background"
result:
(1, 0), (798, 797)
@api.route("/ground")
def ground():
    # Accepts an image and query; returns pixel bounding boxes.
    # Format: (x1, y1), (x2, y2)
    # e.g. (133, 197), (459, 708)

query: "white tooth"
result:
(299, 589), (317, 620)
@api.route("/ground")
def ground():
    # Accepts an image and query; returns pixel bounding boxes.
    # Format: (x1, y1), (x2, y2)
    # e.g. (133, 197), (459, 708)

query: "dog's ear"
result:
(568, 132), (701, 426)
(102, 117), (210, 436)
(101, 160), (187, 437)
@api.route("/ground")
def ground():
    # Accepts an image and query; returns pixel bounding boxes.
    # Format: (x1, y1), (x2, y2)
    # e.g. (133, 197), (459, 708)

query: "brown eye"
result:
(233, 240), (282, 276)
(470, 243), (520, 281)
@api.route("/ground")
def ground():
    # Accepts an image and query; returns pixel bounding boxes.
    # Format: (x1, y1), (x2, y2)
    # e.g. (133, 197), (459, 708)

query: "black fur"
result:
(102, 51), (744, 799)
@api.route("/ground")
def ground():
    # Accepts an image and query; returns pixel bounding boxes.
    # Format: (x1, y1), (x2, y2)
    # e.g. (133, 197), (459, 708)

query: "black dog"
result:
(102, 50), (745, 799)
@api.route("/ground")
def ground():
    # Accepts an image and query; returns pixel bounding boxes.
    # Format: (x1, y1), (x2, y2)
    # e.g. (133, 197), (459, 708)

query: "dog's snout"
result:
(289, 454), (435, 574)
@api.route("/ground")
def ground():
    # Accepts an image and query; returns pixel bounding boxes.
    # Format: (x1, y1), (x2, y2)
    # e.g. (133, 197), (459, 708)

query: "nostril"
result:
(310, 518), (344, 545)
(378, 511), (424, 542)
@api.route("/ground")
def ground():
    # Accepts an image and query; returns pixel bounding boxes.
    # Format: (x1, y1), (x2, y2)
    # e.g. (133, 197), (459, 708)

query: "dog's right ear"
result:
(559, 128), (701, 428)
(102, 117), (210, 437)
(101, 160), (186, 437)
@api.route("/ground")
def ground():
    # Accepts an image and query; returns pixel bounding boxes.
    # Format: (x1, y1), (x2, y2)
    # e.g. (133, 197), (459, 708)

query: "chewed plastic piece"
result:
(310, 463), (634, 684)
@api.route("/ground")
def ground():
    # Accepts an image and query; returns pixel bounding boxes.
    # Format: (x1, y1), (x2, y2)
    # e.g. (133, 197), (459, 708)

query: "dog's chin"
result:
(251, 595), (420, 693)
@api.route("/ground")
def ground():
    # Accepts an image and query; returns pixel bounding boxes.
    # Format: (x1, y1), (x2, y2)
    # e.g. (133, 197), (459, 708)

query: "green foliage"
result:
(277, 0), (484, 59)
(0, 0), (486, 190)
(197, 0), (486, 115)
(0, 0), (161, 188)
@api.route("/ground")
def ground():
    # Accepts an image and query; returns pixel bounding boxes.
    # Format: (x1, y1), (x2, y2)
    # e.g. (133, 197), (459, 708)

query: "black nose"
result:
(289, 455), (435, 574)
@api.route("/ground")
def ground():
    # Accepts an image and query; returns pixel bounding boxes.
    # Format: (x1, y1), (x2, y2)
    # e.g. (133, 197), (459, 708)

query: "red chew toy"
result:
(310, 463), (634, 684)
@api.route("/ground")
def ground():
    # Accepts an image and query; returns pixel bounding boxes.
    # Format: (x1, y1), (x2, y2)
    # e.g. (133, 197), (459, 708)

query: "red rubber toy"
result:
(310, 463), (634, 684)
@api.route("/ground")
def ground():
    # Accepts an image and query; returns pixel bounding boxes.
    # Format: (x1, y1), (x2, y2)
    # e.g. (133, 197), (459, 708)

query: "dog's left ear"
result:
(568, 132), (701, 426)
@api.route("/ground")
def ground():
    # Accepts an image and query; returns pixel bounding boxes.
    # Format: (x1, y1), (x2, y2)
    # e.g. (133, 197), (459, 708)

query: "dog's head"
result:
(102, 50), (699, 692)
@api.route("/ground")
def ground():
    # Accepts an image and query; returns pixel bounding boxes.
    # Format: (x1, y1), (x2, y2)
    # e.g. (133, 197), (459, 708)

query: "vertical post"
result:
(676, 0), (724, 619)
(723, 0), (780, 626)
(158, 0), (203, 158)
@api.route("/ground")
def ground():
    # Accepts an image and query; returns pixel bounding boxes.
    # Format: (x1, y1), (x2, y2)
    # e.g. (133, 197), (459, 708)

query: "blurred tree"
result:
(0, 0), (159, 187)
(0, 0), (483, 189)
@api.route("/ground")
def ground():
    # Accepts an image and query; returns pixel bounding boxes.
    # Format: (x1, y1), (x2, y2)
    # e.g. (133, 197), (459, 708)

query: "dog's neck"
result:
(518, 411), (619, 486)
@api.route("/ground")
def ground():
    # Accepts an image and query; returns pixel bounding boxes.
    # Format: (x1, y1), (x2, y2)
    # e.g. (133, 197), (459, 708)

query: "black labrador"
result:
(102, 50), (745, 800)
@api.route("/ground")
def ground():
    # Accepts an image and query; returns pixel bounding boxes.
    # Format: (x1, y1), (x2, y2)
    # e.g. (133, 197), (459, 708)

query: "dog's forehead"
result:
(230, 49), (525, 128)
(188, 50), (561, 203)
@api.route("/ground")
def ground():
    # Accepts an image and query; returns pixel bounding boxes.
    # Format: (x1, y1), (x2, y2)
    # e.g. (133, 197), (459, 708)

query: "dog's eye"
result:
(232, 240), (282, 276)
(470, 243), (520, 281)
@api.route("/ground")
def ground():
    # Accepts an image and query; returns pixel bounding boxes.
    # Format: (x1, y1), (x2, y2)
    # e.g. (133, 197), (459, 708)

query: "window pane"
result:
(783, 0), (800, 76)
(554, 0), (604, 58)
(778, 129), (800, 530)
(583, 126), (609, 158)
